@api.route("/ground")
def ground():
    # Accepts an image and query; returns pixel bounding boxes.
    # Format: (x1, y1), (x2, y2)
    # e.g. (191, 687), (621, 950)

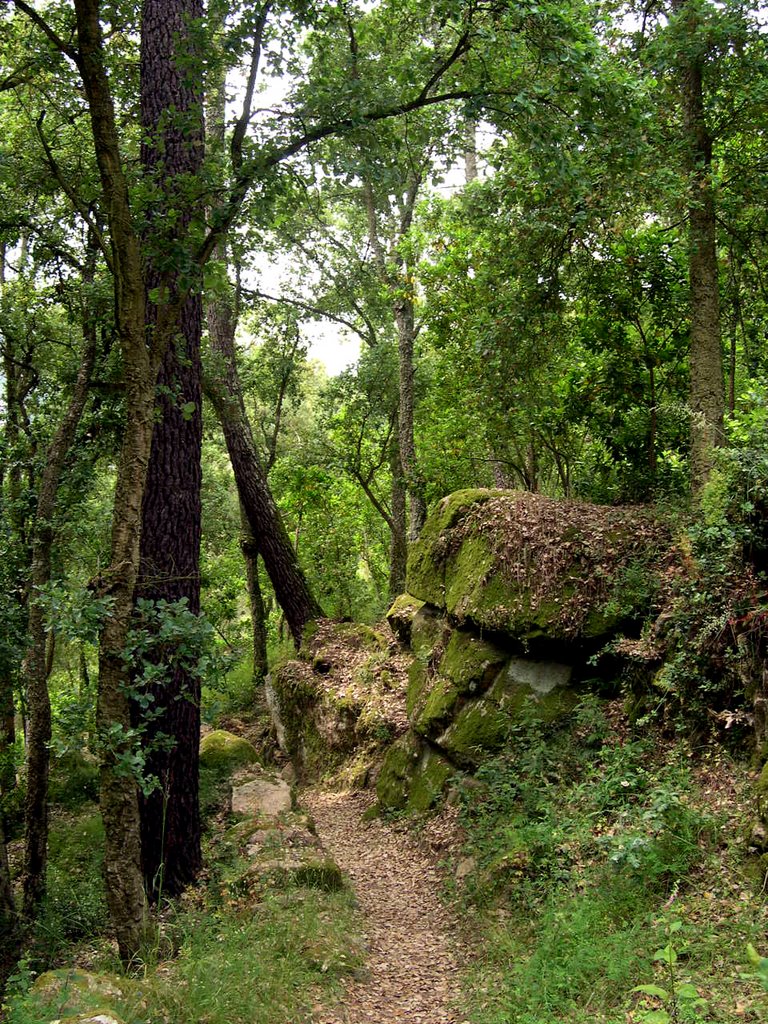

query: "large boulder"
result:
(408, 489), (670, 646)
(200, 729), (259, 772)
(374, 489), (672, 814)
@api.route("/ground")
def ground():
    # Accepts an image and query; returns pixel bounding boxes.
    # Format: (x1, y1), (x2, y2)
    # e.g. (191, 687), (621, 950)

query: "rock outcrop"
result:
(377, 488), (672, 813)
(266, 619), (410, 783)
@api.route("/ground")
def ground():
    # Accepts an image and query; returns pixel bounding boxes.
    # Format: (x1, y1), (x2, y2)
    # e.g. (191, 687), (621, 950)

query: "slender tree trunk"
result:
(75, 0), (153, 964)
(0, 814), (15, 952)
(0, 247), (18, 811)
(240, 506), (269, 683)
(388, 437), (407, 599)
(22, 248), (98, 918)
(673, 0), (724, 495)
(205, 328), (323, 646)
(134, 0), (205, 900)
(395, 296), (427, 539)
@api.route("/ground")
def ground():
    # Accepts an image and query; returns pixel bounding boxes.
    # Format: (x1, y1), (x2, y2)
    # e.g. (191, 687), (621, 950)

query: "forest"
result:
(1, 0), (768, 1020)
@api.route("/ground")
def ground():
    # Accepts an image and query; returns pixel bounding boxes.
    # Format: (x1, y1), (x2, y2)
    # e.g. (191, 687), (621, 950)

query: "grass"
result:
(4, 753), (362, 1024)
(455, 697), (768, 1024)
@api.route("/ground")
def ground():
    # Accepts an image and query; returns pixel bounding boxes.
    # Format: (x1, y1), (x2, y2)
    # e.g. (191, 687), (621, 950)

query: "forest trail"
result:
(304, 789), (471, 1024)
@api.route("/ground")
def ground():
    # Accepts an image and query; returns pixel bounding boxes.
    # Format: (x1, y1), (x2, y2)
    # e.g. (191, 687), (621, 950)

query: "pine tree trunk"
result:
(135, 0), (205, 900)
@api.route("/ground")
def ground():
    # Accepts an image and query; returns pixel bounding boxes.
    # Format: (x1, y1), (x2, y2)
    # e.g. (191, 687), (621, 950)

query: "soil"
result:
(305, 788), (471, 1024)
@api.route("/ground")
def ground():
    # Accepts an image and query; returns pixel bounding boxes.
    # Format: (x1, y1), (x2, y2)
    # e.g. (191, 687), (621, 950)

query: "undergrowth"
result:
(457, 697), (768, 1024)
(4, 762), (361, 1024)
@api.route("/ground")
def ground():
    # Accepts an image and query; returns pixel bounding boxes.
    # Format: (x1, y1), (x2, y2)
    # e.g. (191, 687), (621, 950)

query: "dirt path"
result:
(305, 790), (470, 1024)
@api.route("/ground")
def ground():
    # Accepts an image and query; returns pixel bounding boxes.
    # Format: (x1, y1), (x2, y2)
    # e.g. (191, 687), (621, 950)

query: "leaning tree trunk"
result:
(673, 0), (724, 495)
(134, 0), (205, 900)
(22, 253), (98, 919)
(205, 303), (323, 646)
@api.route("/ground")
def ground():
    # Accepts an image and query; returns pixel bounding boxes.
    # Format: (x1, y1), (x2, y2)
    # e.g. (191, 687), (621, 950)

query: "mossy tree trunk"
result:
(672, 0), (724, 495)
(22, 238), (99, 919)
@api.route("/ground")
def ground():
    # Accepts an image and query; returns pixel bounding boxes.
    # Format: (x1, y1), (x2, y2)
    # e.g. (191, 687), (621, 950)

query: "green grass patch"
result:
(455, 698), (767, 1024)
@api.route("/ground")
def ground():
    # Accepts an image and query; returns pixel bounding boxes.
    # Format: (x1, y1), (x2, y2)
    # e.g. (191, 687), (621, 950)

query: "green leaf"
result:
(181, 401), (197, 421)
(653, 944), (677, 965)
(674, 983), (699, 999)
(633, 984), (669, 999)
(640, 1011), (671, 1024)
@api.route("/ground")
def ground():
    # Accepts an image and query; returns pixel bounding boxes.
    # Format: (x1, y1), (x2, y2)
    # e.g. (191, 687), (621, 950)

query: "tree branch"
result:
(11, 0), (80, 66)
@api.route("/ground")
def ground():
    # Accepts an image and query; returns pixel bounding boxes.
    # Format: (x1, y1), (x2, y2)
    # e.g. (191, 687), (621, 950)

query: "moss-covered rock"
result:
(407, 747), (454, 812)
(386, 593), (425, 646)
(437, 630), (508, 695)
(412, 674), (461, 739)
(435, 657), (577, 768)
(408, 489), (509, 605)
(407, 490), (671, 646)
(31, 971), (130, 1022)
(199, 730), (259, 772)
(375, 732), (424, 810)
(410, 604), (447, 664)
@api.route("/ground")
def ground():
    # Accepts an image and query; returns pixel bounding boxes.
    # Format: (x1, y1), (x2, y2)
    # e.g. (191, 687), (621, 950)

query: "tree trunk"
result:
(240, 506), (269, 684)
(673, 0), (724, 495)
(0, 814), (15, 950)
(395, 296), (427, 539)
(22, 248), (98, 918)
(74, 0), (153, 965)
(388, 437), (407, 599)
(134, 0), (205, 900)
(205, 317), (323, 646)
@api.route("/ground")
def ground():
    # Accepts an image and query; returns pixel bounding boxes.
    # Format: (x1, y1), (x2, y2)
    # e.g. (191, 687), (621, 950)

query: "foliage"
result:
(456, 702), (723, 1023)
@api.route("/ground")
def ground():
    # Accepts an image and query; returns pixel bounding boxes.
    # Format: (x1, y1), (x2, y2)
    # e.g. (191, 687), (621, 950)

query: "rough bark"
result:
(673, 0), (724, 495)
(240, 506), (269, 684)
(388, 435), (407, 600)
(134, 0), (205, 900)
(204, 343), (323, 645)
(74, 0), (152, 965)
(22, 248), (98, 918)
(0, 814), (15, 949)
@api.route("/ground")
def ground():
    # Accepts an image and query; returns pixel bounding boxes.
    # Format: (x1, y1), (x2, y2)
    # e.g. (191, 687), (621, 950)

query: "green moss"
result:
(375, 733), (423, 811)
(30, 970), (130, 1020)
(410, 605), (446, 664)
(199, 730), (259, 772)
(438, 630), (507, 695)
(406, 660), (429, 720)
(386, 593), (425, 646)
(444, 534), (497, 617)
(756, 761), (768, 825)
(408, 489), (511, 604)
(412, 674), (461, 738)
(436, 696), (512, 768)
(407, 748), (453, 813)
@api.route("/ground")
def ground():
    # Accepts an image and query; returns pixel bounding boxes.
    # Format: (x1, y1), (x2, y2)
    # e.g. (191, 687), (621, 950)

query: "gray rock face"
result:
(231, 775), (292, 817)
